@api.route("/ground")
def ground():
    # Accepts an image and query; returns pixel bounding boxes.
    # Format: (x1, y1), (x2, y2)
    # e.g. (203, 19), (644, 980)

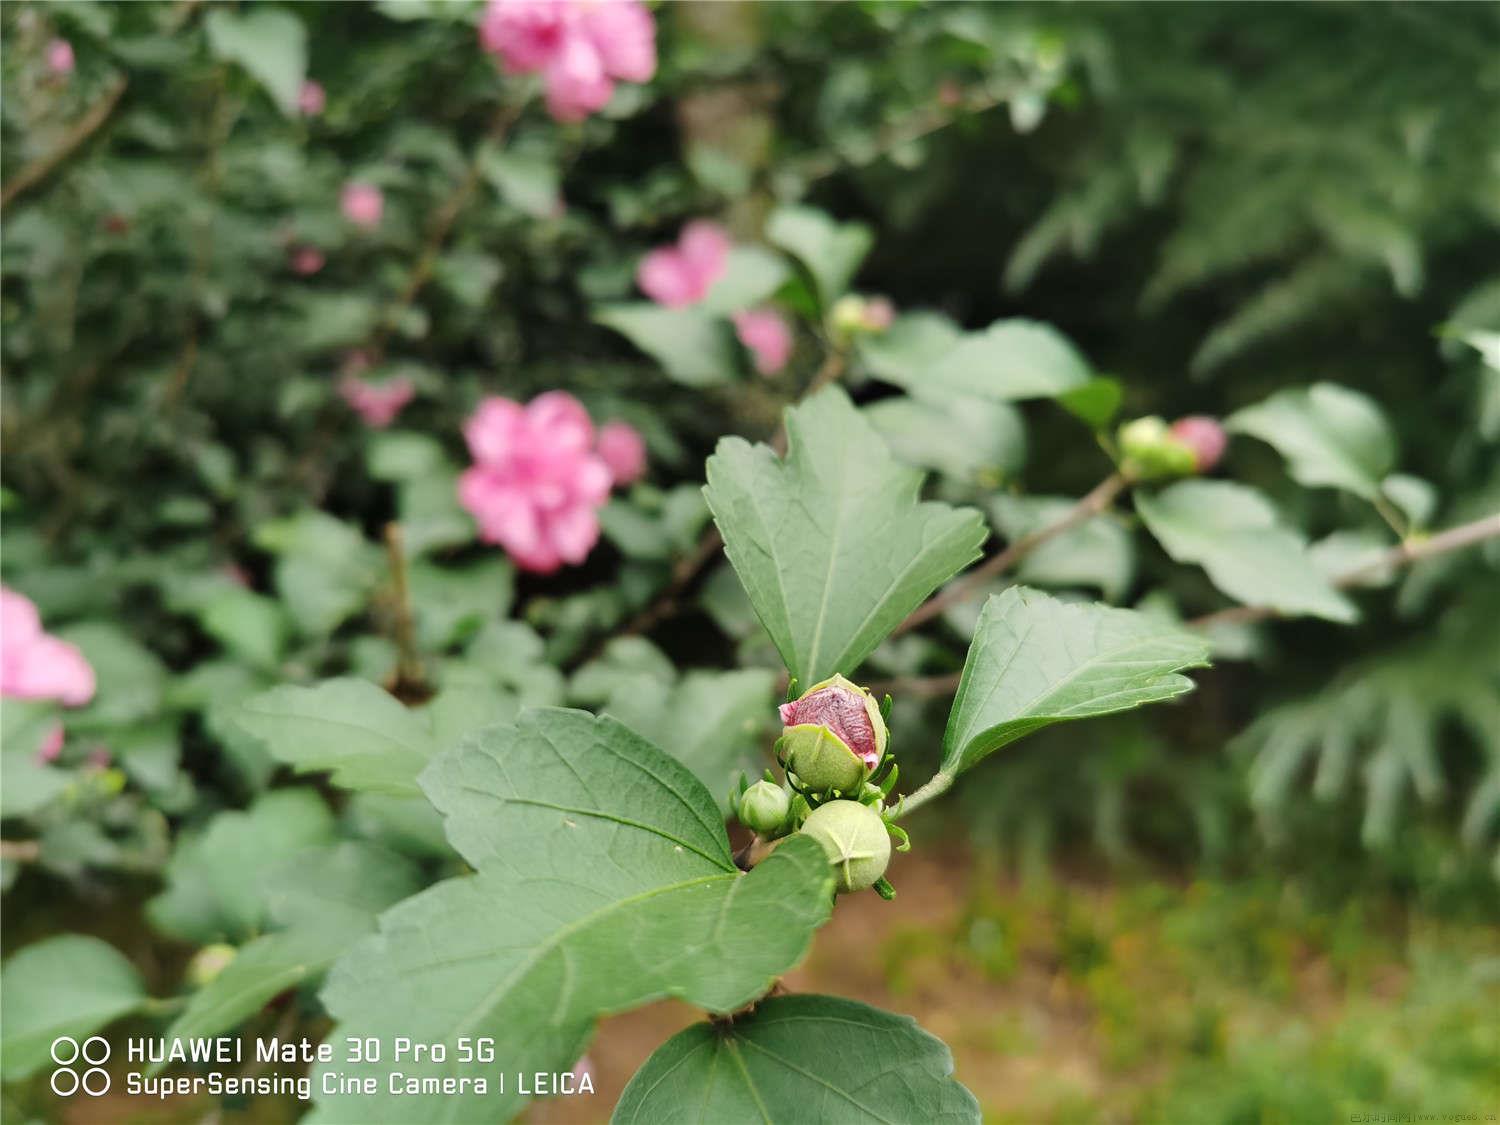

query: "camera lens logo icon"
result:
(50, 1036), (111, 1096)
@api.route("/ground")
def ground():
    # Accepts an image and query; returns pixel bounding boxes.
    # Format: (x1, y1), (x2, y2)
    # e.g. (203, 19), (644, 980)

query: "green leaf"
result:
(1380, 473), (1437, 530)
(596, 304), (740, 386)
(870, 319), (1092, 403)
(478, 144), (561, 218)
(366, 432), (447, 482)
(233, 679), (438, 797)
(701, 247), (791, 316)
(146, 790), (337, 944)
(856, 312), (962, 384)
(865, 394), (1026, 485)
(197, 587), (289, 669)
(253, 510), (384, 637)
(1135, 480), (1359, 622)
(408, 557), (514, 650)
(942, 587), (1209, 779)
(311, 709), (835, 1124)
(766, 205), (873, 308)
(160, 843), (421, 1052)
(704, 387), (986, 686)
(1057, 376), (1124, 430)
(602, 668), (778, 803)
(1, 936), (146, 1080)
(204, 9), (307, 117)
(1227, 383), (1397, 500)
(57, 621), (167, 730)
(990, 496), (1135, 601)
(614, 994), (979, 1124)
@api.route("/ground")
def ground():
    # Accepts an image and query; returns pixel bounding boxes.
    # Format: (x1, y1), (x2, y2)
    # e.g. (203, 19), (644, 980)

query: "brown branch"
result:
(0, 840), (42, 863)
(872, 509), (1500, 700)
(1, 76), (128, 212)
(1188, 510), (1500, 630)
(895, 471), (1131, 636)
(383, 522), (427, 699)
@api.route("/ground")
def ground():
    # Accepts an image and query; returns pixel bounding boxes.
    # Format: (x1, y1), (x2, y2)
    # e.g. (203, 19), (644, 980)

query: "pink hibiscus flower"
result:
(1, 587), (96, 707)
(340, 376), (415, 429)
(596, 420), (646, 485)
(341, 182), (384, 229)
(732, 308), (794, 376)
(636, 221), (731, 308)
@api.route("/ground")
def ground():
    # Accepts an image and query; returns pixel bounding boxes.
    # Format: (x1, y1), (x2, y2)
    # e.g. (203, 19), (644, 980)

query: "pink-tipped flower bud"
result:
(1117, 415), (1196, 480)
(799, 799), (892, 893)
(187, 943), (237, 987)
(1168, 415), (1227, 473)
(778, 675), (888, 793)
(46, 38), (74, 76)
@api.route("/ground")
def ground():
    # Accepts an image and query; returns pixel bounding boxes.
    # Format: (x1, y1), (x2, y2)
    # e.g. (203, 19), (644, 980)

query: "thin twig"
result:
(1, 76), (128, 211)
(383, 522), (426, 697)
(1188, 510), (1500, 630)
(895, 471), (1131, 636)
(0, 840), (42, 863)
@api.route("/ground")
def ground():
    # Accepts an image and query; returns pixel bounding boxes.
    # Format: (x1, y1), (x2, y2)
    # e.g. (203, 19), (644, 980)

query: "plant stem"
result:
(1188, 509), (1500, 630)
(895, 770), (954, 819)
(383, 522), (426, 697)
(0, 840), (41, 863)
(0, 76), (128, 212)
(895, 471), (1131, 636)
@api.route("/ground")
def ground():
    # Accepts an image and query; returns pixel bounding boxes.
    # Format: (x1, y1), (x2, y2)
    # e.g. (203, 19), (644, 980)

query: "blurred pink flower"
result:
(298, 80), (326, 116)
(1, 587), (96, 706)
(87, 746), (113, 770)
(636, 221), (731, 308)
(1169, 415), (1228, 472)
(46, 38), (74, 76)
(597, 420), (646, 485)
(732, 308), (794, 376)
(458, 391), (613, 573)
(862, 296), (896, 331)
(340, 375), (415, 428)
(341, 182), (384, 229)
(37, 723), (65, 764)
(480, 0), (656, 123)
(290, 246), (325, 275)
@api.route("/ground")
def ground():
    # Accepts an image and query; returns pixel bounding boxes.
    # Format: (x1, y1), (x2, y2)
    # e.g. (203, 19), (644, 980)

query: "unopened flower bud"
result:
(779, 675), (888, 793)
(187, 943), (237, 987)
(830, 295), (895, 338)
(737, 780), (792, 836)
(799, 799), (892, 893)
(1118, 415), (1196, 480)
(1168, 415), (1227, 473)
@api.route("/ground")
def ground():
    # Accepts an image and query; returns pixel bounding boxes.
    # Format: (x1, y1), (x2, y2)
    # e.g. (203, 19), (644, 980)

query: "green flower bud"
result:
(187, 942), (237, 987)
(782, 724), (867, 793)
(737, 780), (792, 836)
(1118, 415), (1197, 480)
(799, 799), (892, 893)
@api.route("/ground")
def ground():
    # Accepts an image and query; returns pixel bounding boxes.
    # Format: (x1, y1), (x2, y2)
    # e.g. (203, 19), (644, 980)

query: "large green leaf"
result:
(311, 709), (834, 1124)
(1227, 382), (1396, 500)
(253, 510), (383, 637)
(865, 394), (1026, 485)
(596, 304), (740, 386)
(204, 9), (307, 117)
(701, 247), (792, 315)
(941, 587), (1209, 778)
(614, 994), (980, 1124)
(1135, 480), (1358, 622)
(1, 936), (146, 1080)
(765, 205), (873, 308)
(704, 387), (986, 686)
(869, 319), (1092, 403)
(233, 678), (438, 797)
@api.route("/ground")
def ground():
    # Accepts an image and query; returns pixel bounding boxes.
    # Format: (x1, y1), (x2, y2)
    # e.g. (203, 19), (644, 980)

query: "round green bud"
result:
(799, 799), (892, 893)
(1117, 415), (1196, 480)
(783, 724), (867, 794)
(737, 780), (792, 836)
(187, 942), (237, 987)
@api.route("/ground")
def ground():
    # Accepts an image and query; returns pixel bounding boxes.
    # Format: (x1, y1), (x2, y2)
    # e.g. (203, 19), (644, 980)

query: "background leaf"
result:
(705, 387), (986, 686)
(766, 205), (874, 308)
(1135, 480), (1359, 622)
(870, 319), (1093, 403)
(613, 994), (980, 1125)
(1227, 383), (1397, 500)
(595, 305), (740, 386)
(204, 9), (308, 117)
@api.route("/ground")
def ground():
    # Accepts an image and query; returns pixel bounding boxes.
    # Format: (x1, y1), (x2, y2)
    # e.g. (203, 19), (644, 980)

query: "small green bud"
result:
(783, 724), (867, 793)
(737, 780), (792, 836)
(799, 799), (892, 893)
(187, 942), (237, 987)
(1118, 415), (1196, 480)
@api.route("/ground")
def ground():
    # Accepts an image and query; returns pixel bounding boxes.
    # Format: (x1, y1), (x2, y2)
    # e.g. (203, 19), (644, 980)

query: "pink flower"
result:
(1, 587), (96, 707)
(480, 0), (656, 124)
(289, 246), (325, 275)
(298, 80), (326, 116)
(1169, 416), (1228, 472)
(457, 391), (613, 573)
(341, 182), (384, 229)
(862, 296), (896, 331)
(636, 221), (731, 308)
(732, 309), (794, 376)
(340, 376), (415, 429)
(37, 723), (65, 764)
(597, 420), (646, 485)
(46, 38), (74, 76)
